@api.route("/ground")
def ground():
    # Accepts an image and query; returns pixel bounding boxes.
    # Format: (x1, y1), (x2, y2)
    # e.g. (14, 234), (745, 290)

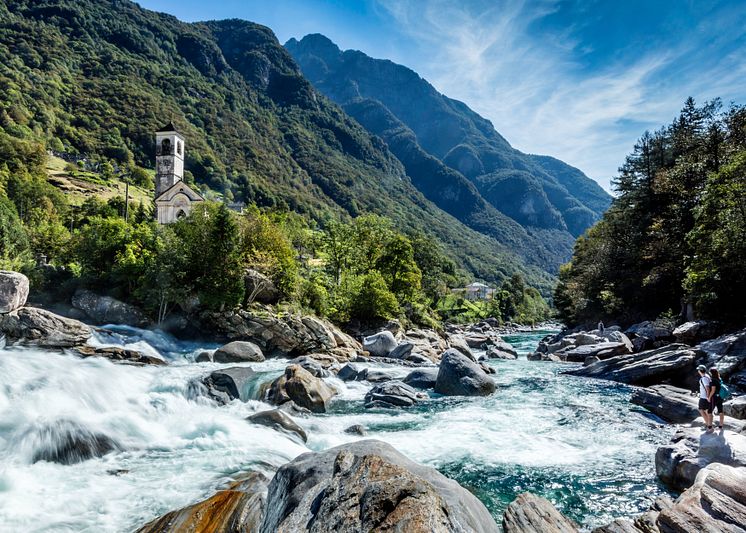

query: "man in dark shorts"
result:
(708, 367), (725, 430)
(697, 364), (713, 431)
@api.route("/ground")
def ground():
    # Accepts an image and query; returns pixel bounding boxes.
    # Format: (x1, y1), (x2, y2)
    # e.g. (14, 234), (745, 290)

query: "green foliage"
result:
(0, 193), (31, 269)
(341, 271), (400, 322)
(557, 99), (746, 327)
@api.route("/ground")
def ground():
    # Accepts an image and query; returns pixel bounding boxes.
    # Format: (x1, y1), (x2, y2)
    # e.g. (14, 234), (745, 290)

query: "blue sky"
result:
(138, 0), (746, 191)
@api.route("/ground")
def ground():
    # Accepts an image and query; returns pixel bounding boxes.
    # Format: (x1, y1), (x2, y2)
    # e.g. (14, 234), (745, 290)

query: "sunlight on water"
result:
(0, 328), (668, 531)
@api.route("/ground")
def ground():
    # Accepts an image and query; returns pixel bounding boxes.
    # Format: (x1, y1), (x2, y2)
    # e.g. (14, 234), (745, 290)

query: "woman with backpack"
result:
(708, 367), (726, 430)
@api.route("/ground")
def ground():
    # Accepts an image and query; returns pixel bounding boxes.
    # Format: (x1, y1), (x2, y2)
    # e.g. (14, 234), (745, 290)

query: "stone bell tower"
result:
(155, 122), (185, 197)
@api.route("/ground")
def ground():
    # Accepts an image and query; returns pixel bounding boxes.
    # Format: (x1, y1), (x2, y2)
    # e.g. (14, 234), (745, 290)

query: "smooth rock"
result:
(259, 439), (499, 533)
(247, 409), (307, 443)
(584, 355), (600, 366)
(363, 330), (398, 357)
(195, 351), (213, 363)
(0, 270), (29, 314)
(699, 328), (746, 378)
(266, 365), (336, 413)
(673, 320), (723, 346)
(403, 367), (439, 389)
(357, 368), (396, 383)
(344, 424), (367, 436)
(74, 345), (166, 366)
(465, 334), (490, 348)
(435, 349), (496, 396)
(364, 380), (425, 408)
(401, 328), (448, 362)
(559, 342), (631, 363)
(630, 385), (700, 423)
(26, 418), (120, 465)
(213, 340), (265, 363)
(502, 492), (579, 533)
(486, 345), (517, 360)
(0, 307), (91, 347)
(626, 321), (674, 343)
(447, 334), (476, 361)
(201, 367), (257, 405)
(389, 341), (414, 359)
(71, 289), (149, 327)
(724, 396), (746, 420)
(337, 363), (361, 381)
(404, 352), (432, 364)
(136, 471), (268, 533)
(289, 356), (330, 378)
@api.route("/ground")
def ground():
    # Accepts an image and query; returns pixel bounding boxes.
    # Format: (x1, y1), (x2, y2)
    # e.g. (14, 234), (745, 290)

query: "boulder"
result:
(0, 270), (29, 314)
(74, 345), (166, 366)
(626, 321), (674, 343)
(389, 341), (414, 359)
(655, 427), (746, 491)
(465, 334), (490, 348)
(602, 331), (635, 352)
(565, 344), (702, 388)
(27, 418), (120, 465)
(528, 352), (563, 362)
(570, 332), (606, 346)
(657, 464), (746, 533)
(245, 268), (281, 304)
(258, 439), (499, 533)
(486, 345), (517, 360)
(447, 334), (476, 361)
(435, 349), (496, 396)
(357, 368), (396, 383)
(288, 356), (330, 378)
(492, 341), (518, 356)
(673, 320), (723, 346)
(266, 365), (336, 413)
(201, 367), (257, 405)
(630, 385), (700, 423)
(136, 472), (268, 533)
(363, 330), (398, 357)
(71, 289), (149, 327)
(344, 424), (367, 436)
(337, 363), (360, 382)
(404, 352), (432, 365)
(364, 380), (426, 408)
(724, 396), (746, 420)
(247, 409), (307, 443)
(0, 307), (91, 347)
(502, 492), (579, 533)
(699, 328), (746, 378)
(559, 342), (632, 363)
(403, 368), (439, 389)
(584, 356), (600, 366)
(401, 328), (448, 362)
(213, 340), (265, 363)
(195, 351), (213, 363)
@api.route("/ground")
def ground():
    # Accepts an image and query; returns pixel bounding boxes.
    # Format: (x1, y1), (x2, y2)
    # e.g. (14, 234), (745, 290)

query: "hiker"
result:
(697, 364), (713, 431)
(597, 321), (605, 334)
(709, 367), (725, 430)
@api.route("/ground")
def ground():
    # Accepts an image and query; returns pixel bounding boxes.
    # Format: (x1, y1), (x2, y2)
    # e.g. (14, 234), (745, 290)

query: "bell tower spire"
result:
(155, 122), (185, 197)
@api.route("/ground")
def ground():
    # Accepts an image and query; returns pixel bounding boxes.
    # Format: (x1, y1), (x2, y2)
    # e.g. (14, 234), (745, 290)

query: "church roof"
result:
(156, 121), (180, 133)
(155, 180), (205, 203)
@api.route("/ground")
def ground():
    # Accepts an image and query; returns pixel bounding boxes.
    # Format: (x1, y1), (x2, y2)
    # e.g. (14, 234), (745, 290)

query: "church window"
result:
(177, 141), (182, 155)
(176, 209), (187, 219)
(161, 138), (171, 154)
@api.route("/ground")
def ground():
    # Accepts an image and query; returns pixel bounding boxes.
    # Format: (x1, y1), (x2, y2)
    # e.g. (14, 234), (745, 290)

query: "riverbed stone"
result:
(559, 341), (632, 362)
(630, 385), (700, 423)
(699, 328), (746, 378)
(364, 380), (425, 408)
(724, 396), (746, 420)
(337, 363), (360, 381)
(673, 320), (723, 346)
(435, 349), (496, 396)
(486, 345), (517, 360)
(389, 341), (414, 359)
(259, 439), (499, 533)
(502, 492), (579, 533)
(213, 340), (265, 363)
(0, 306), (91, 347)
(0, 270), (29, 314)
(71, 289), (149, 327)
(74, 345), (166, 366)
(202, 366), (257, 405)
(447, 334), (476, 361)
(403, 367), (439, 389)
(266, 364), (336, 413)
(195, 351), (213, 363)
(28, 418), (121, 465)
(357, 368), (397, 383)
(247, 409), (307, 443)
(363, 330), (398, 357)
(288, 355), (330, 377)
(344, 424), (367, 436)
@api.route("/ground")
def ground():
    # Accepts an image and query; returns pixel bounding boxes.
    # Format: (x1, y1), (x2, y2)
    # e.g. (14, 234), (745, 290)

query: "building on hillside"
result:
(452, 282), (495, 301)
(154, 123), (204, 224)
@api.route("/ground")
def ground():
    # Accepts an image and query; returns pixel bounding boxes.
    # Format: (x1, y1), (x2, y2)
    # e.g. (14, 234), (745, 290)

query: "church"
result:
(154, 123), (204, 224)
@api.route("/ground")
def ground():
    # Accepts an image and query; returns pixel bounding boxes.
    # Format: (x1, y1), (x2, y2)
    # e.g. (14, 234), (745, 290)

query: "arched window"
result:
(161, 138), (171, 154)
(177, 141), (182, 155)
(176, 209), (187, 219)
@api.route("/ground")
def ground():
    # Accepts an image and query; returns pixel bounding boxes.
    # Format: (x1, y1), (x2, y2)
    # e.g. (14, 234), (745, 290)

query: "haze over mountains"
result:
(286, 34), (611, 261)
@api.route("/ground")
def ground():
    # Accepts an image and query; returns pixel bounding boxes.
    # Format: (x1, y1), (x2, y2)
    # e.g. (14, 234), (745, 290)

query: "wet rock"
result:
(344, 424), (367, 436)
(565, 344), (702, 388)
(404, 352), (432, 365)
(403, 367), (439, 389)
(724, 396), (746, 420)
(0, 270), (29, 314)
(389, 341), (414, 359)
(74, 345), (166, 366)
(447, 334), (476, 361)
(0, 307), (91, 347)
(465, 334), (490, 348)
(435, 349), (496, 396)
(266, 364), (336, 413)
(245, 268), (281, 304)
(362, 330), (397, 357)
(137, 471), (268, 533)
(401, 328), (448, 362)
(657, 463), (746, 533)
(247, 409), (307, 443)
(195, 351), (213, 363)
(528, 351), (562, 362)
(71, 289), (149, 327)
(288, 355), (330, 378)
(364, 380), (426, 408)
(213, 340), (265, 363)
(357, 368), (396, 383)
(27, 419), (120, 465)
(502, 492), (579, 533)
(201, 366), (257, 405)
(337, 363), (361, 381)
(259, 439), (499, 533)
(584, 355), (600, 366)
(655, 427), (746, 491)
(486, 345), (517, 360)
(630, 385), (700, 423)
(673, 320), (723, 346)
(559, 342), (632, 363)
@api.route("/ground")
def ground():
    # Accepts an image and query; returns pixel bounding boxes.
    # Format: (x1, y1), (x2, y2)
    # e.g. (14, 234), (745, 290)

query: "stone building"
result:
(154, 123), (204, 224)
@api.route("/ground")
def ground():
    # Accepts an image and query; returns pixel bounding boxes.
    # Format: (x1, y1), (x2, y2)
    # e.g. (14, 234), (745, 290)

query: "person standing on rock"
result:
(708, 367), (725, 430)
(697, 365), (713, 431)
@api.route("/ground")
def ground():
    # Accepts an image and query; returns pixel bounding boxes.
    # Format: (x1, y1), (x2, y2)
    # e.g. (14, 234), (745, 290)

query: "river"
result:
(0, 327), (669, 531)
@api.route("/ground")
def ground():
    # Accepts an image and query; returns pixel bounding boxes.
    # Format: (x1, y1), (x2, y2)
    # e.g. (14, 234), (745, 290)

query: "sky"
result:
(138, 0), (746, 191)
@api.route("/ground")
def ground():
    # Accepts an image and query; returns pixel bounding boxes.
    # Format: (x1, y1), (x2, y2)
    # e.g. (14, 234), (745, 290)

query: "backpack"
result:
(719, 382), (731, 400)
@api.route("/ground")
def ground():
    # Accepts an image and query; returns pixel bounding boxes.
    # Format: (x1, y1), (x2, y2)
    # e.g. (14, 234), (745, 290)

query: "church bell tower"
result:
(155, 122), (185, 196)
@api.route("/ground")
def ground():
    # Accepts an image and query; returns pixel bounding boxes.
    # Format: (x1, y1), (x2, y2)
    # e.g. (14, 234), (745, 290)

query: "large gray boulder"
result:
(502, 493), (579, 533)
(258, 439), (499, 533)
(71, 289), (148, 327)
(403, 367), (439, 389)
(655, 427), (746, 491)
(364, 380), (425, 408)
(699, 328), (746, 378)
(400, 328), (448, 362)
(435, 349), (496, 396)
(201, 367), (257, 405)
(657, 464), (746, 533)
(559, 341), (631, 362)
(363, 330), (398, 357)
(724, 396), (746, 420)
(136, 472), (268, 533)
(389, 341), (414, 359)
(447, 334), (476, 361)
(247, 409), (307, 443)
(26, 418), (121, 465)
(213, 340), (265, 363)
(0, 270), (29, 314)
(630, 385), (700, 423)
(626, 321), (674, 343)
(673, 320), (723, 346)
(74, 345), (166, 366)
(565, 344), (702, 388)
(486, 344), (517, 360)
(0, 307), (91, 347)
(266, 364), (336, 413)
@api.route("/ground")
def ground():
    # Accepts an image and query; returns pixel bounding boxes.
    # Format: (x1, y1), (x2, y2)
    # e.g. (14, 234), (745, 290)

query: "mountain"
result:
(0, 0), (557, 291)
(285, 34), (611, 257)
